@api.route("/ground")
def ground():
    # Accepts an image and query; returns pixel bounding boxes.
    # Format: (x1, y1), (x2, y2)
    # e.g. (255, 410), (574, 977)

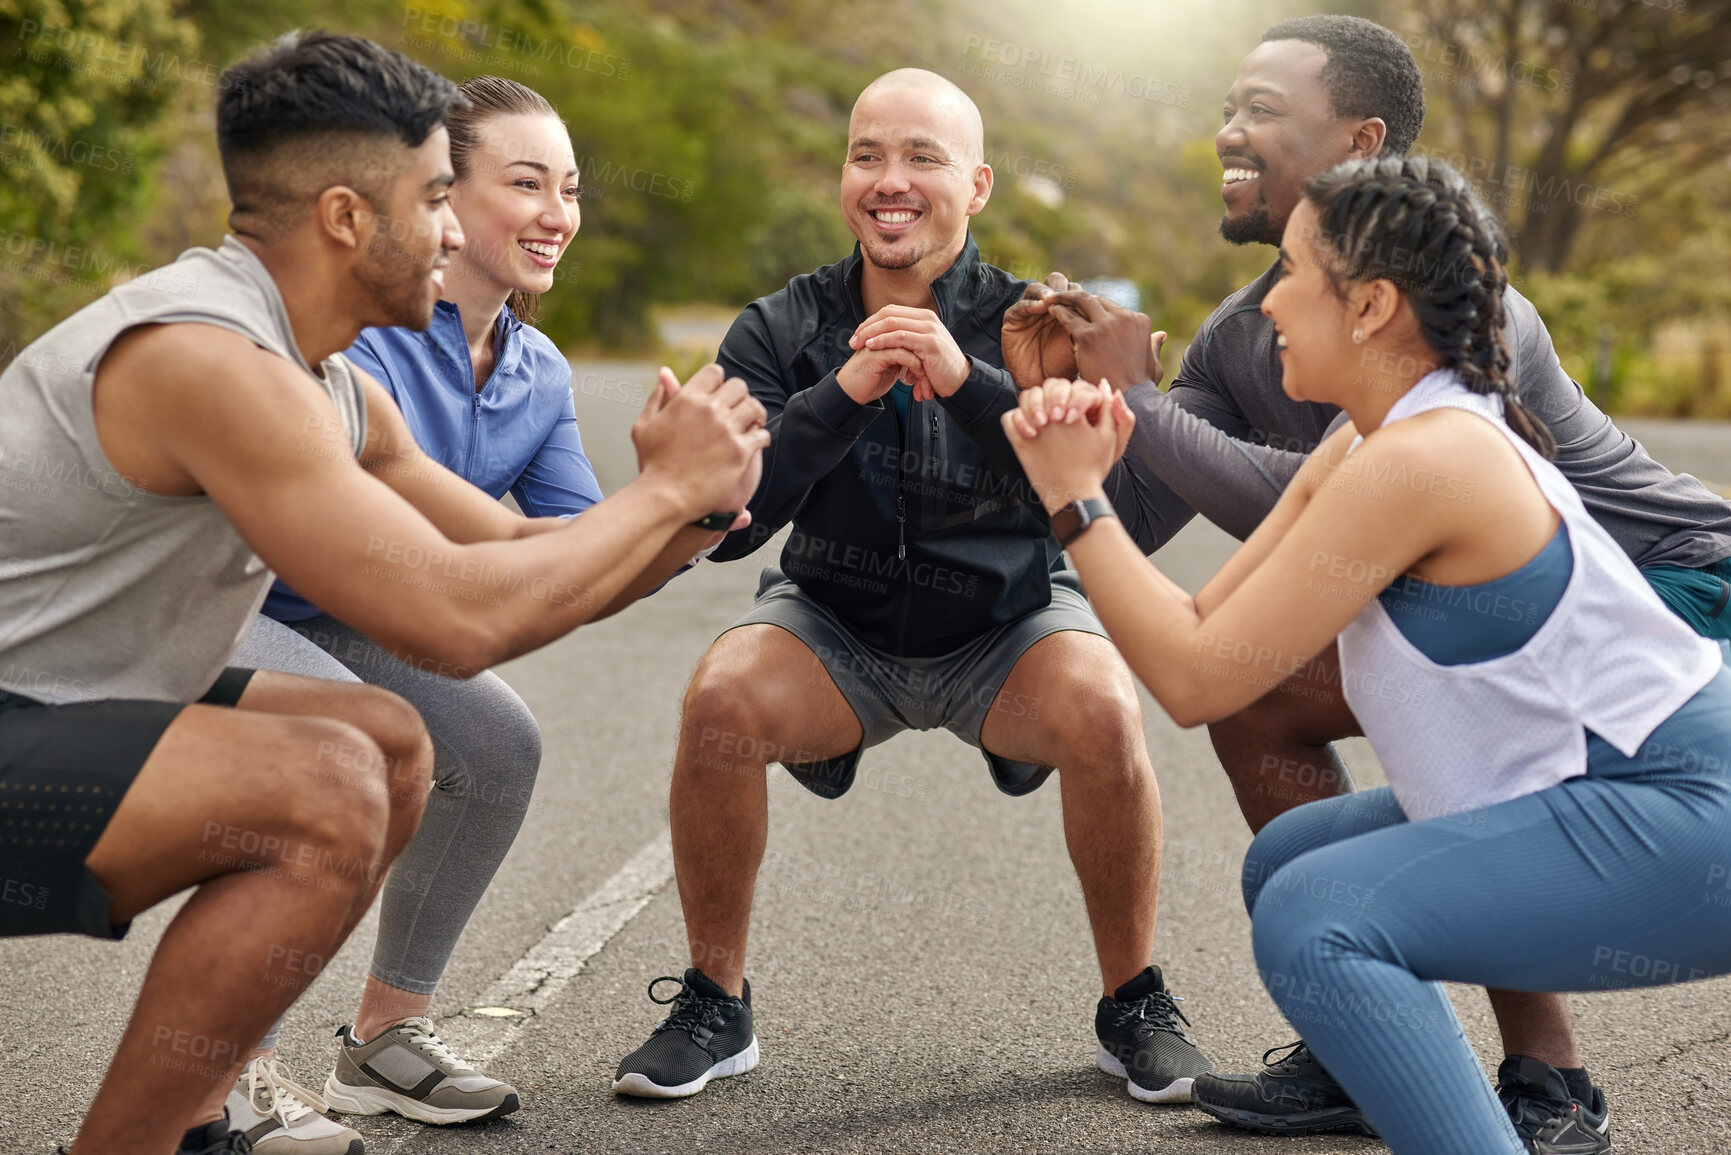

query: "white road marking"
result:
(437, 831), (674, 1068)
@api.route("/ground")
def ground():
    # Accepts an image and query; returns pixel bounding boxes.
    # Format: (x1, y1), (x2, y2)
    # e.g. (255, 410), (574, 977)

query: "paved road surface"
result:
(3, 369), (1729, 1153)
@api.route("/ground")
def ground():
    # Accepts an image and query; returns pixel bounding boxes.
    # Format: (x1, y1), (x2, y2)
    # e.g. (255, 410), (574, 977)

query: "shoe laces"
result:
(241, 1057), (327, 1127)
(397, 1016), (475, 1072)
(1499, 1078), (1575, 1135)
(647, 975), (732, 1036)
(1109, 986), (1193, 1041)
(1261, 1040), (1315, 1075)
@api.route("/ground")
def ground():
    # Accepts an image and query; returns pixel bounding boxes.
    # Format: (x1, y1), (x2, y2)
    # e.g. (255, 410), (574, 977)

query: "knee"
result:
(349, 685), (434, 806)
(280, 719), (392, 867)
(1248, 857), (1379, 991)
(1249, 868), (1333, 996)
(439, 679), (542, 806)
(679, 657), (787, 774)
(1208, 690), (1301, 761)
(1046, 666), (1147, 775)
(682, 656), (762, 731)
(1239, 820), (1301, 921)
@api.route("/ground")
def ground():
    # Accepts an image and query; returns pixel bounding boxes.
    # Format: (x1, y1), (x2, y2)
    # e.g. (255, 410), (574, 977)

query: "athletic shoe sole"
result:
(612, 1037), (760, 1099)
(1095, 1043), (1198, 1105)
(321, 1075), (520, 1125)
(1193, 1090), (1375, 1137)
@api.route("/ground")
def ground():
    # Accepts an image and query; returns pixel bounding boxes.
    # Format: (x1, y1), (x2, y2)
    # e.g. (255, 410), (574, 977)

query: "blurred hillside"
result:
(3, 0), (1729, 414)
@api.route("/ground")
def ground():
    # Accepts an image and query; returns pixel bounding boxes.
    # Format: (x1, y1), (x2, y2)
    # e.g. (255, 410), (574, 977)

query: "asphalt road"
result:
(3, 370), (1729, 1153)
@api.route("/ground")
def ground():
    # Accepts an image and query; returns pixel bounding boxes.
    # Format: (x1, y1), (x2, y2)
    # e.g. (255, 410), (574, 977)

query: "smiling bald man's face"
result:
(841, 78), (990, 277)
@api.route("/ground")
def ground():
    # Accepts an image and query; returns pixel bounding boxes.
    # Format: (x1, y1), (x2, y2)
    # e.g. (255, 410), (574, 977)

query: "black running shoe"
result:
(1193, 1040), (1373, 1136)
(613, 968), (759, 1098)
(176, 1112), (255, 1154)
(1497, 1056), (1612, 1154)
(1094, 964), (1214, 1103)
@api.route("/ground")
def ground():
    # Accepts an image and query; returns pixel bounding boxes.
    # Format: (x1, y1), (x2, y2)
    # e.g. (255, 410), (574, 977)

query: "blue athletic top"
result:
(1378, 523), (1573, 665)
(264, 300), (604, 622)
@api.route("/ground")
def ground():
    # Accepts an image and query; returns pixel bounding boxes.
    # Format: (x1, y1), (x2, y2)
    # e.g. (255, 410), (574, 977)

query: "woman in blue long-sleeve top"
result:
(224, 76), (602, 1143)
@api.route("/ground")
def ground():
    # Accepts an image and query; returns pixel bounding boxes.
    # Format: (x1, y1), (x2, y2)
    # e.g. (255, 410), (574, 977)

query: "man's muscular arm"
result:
(94, 323), (765, 673)
(1034, 287), (1334, 547)
(354, 366), (722, 619)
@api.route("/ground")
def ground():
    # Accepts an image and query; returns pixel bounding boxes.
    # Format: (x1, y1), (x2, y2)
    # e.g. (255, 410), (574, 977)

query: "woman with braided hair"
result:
(1000, 155), (1731, 1154)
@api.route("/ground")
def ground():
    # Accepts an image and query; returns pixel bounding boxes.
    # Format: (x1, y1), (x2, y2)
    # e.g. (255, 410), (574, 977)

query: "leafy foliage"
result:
(2, 0), (1728, 414)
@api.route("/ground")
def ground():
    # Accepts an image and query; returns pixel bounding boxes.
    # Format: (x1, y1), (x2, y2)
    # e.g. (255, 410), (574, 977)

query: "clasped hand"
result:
(633, 364), (769, 531)
(838, 305), (972, 405)
(1001, 271), (1168, 394)
(1001, 377), (1135, 516)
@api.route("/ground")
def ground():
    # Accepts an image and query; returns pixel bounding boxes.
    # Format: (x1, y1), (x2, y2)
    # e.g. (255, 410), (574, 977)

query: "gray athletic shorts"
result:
(725, 566), (1106, 800)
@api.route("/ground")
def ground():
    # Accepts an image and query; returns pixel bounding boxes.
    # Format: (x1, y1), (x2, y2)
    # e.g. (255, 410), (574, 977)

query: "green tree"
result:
(0, 0), (191, 348)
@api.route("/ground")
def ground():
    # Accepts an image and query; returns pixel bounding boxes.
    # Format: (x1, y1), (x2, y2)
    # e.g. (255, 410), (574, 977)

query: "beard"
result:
(1220, 205), (1277, 246)
(356, 215), (440, 329)
(861, 236), (924, 270)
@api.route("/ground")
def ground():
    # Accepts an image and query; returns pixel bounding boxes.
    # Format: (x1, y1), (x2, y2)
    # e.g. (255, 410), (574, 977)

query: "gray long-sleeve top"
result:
(1118, 261), (1731, 570)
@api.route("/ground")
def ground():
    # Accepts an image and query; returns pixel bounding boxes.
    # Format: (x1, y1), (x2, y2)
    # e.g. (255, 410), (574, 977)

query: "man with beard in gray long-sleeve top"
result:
(1000, 15), (1731, 1154)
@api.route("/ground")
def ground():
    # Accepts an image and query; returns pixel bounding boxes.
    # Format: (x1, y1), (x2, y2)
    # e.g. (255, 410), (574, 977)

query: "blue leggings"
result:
(1244, 667), (1731, 1155)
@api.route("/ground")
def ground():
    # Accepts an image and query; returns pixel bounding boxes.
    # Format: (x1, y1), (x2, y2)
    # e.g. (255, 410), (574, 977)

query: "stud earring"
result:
(1351, 328), (1365, 344)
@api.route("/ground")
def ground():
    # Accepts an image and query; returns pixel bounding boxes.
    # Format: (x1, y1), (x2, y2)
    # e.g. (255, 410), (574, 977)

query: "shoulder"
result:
(1350, 407), (1509, 503)
(104, 322), (337, 429)
(1203, 263), (1280, 335)
(1500, 283), (1551, 360)
(109, 320), (270, 379)
(1182, 263), (1280, 374)
(724, 252), (855, 358)
(970, 258), (1031, 314)
(343, 325), (426, 381)
(511, 323), (574, 389)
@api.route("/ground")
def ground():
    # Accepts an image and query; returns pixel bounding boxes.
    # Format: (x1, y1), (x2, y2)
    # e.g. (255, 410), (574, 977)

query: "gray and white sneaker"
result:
(225, 1058), (362, 1154)
(323, 1018), (520, 1125)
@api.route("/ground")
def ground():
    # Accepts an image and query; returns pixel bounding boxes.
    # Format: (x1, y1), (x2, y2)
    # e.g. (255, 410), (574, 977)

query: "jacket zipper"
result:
(465, 390), (481, 477)
(892, 393), (914, 653)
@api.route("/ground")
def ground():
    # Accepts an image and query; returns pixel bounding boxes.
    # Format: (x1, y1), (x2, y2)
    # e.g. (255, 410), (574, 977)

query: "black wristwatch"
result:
(690, 511), (738, 531)
(1049, 496), (1116, 547)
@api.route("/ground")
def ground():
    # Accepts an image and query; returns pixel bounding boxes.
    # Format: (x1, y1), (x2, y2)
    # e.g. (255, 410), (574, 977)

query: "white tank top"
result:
(1337, 371), (1722, 820)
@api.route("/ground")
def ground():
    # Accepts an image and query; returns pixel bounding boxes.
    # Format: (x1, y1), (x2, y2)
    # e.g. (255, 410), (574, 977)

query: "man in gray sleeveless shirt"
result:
(0, 33), (766, 1155)
(1002, 15), (1731, 1153)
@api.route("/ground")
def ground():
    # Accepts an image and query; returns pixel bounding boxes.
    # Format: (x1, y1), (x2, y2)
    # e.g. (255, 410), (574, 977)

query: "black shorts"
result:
(0, 668), (255, 941)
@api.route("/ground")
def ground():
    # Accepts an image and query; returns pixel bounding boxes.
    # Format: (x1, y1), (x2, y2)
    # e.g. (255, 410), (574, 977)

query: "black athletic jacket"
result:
(710, 236), (1159, 657)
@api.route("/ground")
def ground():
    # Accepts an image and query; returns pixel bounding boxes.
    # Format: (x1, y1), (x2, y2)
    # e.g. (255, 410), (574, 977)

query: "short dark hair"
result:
(1262, 15), (1425, 157)
(216, 31), (464, 235)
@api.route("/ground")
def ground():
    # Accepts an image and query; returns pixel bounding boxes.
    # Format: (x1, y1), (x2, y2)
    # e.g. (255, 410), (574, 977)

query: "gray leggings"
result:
(231, 613), (542, 1049)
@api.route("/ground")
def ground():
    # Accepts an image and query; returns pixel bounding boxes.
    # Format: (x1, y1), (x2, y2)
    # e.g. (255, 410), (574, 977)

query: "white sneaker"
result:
(225, 1057), (364, 1154)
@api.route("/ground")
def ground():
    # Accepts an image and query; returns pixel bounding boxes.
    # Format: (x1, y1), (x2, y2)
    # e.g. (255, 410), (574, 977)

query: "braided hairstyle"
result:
(1301, 156), (1555, 458)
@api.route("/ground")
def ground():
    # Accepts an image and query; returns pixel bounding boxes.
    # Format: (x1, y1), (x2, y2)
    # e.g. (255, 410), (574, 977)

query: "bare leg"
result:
(1206, 643), (1585, 1079)
(669, 626), (863, 997)
(353, 977), (433, 1042)
(1206, 642), (1357, 835)
(980, 632), (1158, 996)
(233, 665), (445, 1051)
(77, 674), (432, 1154)
(1488, 989), (1582, 1070)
